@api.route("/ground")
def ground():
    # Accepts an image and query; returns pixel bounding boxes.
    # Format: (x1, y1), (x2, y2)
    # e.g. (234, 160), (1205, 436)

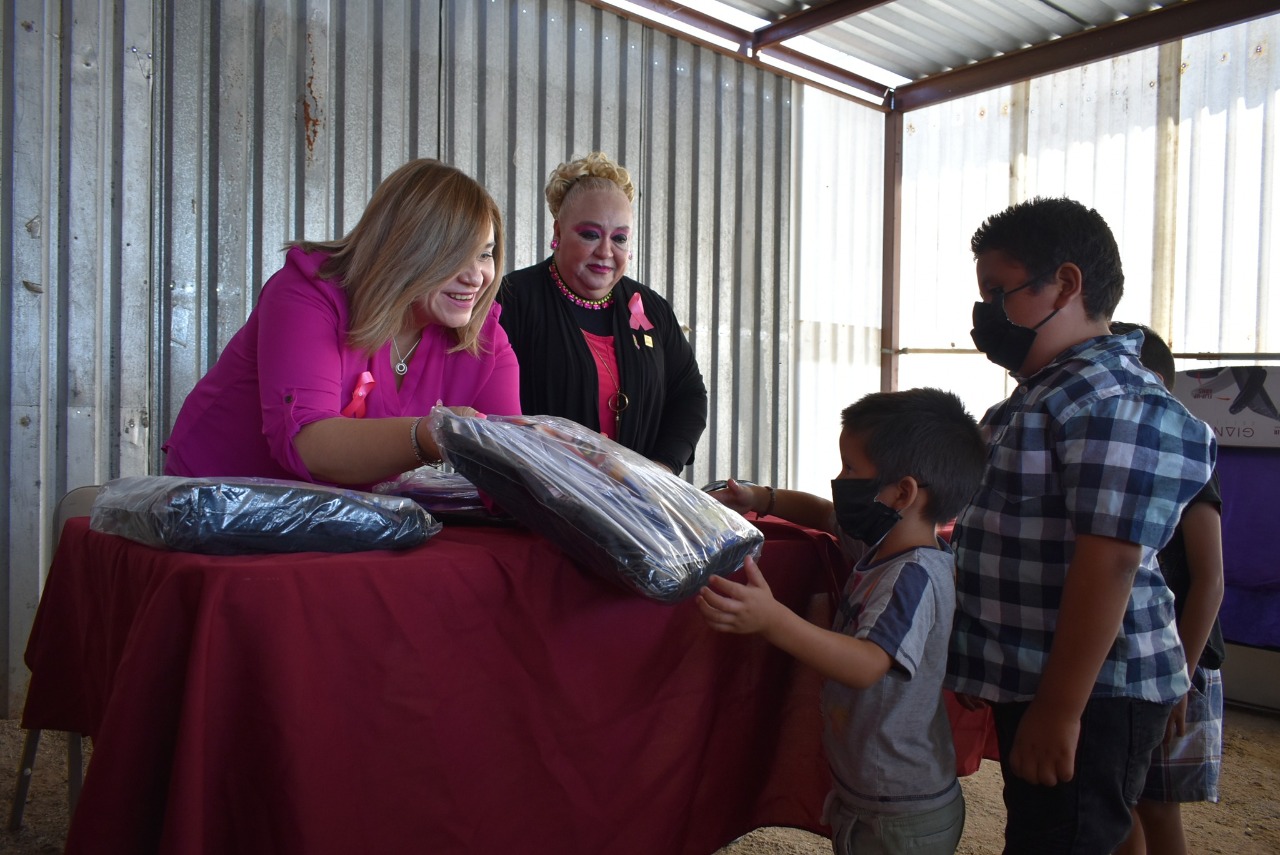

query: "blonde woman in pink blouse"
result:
(163, 159), (520, 490)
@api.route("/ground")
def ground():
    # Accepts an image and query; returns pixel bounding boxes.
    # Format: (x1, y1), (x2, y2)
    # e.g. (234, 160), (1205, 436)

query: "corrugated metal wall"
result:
(9, 0), (1277, 716)
(787, 12), (1280, 495)
(894, 83), (1018, 415)
(791, 85), (884, 495)
(1175, 18), (1280, 357)
(3, 0), (157, 718)
(889, 14), (1280, 429)
(1, 0), (792, 715)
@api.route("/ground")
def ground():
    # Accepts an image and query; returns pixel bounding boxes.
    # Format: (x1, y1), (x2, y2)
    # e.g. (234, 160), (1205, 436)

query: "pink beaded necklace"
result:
(550, 262), (614, 310)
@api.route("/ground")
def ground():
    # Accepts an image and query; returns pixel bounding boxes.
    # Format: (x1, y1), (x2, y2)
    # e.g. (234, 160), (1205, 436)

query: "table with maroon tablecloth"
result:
(22, 516), (858, 855)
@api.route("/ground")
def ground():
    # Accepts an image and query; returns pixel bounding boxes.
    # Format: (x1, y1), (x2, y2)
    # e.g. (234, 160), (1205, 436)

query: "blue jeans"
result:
(827, 788), (965, 855)
(992, 696), (1172, 854)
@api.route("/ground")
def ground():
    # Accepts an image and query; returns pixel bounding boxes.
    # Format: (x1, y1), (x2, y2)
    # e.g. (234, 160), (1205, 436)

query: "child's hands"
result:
(1164, 692), (1190, 743)
(707, 479), (761, 516)
(697, 556), (781, 635)
(702, 558), (893, 689)
(1009, 700), (1081, 786)
(953, 692), (989, 711)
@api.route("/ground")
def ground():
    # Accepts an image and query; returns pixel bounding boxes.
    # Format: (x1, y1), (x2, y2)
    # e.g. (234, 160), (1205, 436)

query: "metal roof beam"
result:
(596, 0), (748, 46)
(893, 0), (1277, 112)
(767, 45), (892, 102)
(752, 0), (890, 52)
(582, 0), (890, 102)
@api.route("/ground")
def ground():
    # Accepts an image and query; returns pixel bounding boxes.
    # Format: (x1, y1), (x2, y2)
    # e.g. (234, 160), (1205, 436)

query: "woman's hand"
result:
(414, 407), (484, 465)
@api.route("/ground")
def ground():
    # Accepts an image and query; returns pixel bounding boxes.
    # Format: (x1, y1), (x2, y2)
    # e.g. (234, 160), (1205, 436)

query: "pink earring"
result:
(550, 238), (559, 250)
(628, 251), (634, 260)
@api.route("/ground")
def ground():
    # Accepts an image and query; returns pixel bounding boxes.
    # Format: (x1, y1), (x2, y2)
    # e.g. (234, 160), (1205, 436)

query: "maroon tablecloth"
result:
(24, 516), (854, 855)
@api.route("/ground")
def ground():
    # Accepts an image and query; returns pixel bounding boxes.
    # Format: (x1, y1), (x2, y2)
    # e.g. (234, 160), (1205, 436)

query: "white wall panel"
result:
(893, 14), (1280, 427)
(893, 85), (1018, 428)
(1175, 18), (1280, 357)
(1024, 51), (1161, 335)
(791, 86), (883, 495)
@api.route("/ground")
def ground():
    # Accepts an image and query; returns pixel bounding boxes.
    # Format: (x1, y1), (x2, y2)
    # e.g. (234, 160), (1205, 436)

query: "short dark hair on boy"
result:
(971, 197), (1124, 321)
(840, 388), (986, 523)
(1110, 321), (1175, 389)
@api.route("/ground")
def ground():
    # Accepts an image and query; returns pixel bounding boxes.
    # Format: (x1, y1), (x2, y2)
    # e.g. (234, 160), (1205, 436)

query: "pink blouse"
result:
(582, 330), (621, 441)
(163, 247), (521, 488)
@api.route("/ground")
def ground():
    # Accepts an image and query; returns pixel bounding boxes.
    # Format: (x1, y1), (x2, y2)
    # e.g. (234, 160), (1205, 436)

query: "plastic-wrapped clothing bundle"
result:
(90, 476), (440, 554)
(427, 408), (764, 603)
(373, 467), (510, 523)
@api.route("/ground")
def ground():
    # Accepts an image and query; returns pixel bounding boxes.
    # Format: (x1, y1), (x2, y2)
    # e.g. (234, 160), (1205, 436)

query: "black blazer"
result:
(497, 259), (708, 474)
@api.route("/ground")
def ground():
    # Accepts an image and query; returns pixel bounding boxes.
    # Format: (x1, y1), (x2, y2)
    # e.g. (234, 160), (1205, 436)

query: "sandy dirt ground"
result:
(717, 704), (1280, 855)
(0, 706), (1275, 854)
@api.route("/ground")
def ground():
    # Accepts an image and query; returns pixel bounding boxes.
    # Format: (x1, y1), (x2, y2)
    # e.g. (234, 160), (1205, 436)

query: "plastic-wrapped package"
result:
(90, 475), (441, 554)
(373, 467), (511, 523)
(428, 408), (764, 603)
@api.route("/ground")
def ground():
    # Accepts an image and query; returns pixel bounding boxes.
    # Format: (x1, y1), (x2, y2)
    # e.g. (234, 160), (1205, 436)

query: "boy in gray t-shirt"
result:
(701, 388), (985, 854)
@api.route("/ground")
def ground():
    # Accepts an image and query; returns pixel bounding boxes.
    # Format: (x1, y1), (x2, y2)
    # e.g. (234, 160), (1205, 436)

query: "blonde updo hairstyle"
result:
(294, 158), (504, 356)
(545, 151), (635, 219)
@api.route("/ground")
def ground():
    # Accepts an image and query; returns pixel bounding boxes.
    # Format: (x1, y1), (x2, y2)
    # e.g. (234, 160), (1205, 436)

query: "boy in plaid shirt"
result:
(946, 198), (1216, 853)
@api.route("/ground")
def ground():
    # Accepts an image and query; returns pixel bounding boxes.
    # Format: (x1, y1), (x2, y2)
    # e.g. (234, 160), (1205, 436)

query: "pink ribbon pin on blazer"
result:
(628, 292), (654, 331)
(341, 371), (376, 418)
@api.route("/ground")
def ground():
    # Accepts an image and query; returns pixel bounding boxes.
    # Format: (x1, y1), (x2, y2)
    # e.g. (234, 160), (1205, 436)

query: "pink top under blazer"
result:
(163, 247), (521, 490)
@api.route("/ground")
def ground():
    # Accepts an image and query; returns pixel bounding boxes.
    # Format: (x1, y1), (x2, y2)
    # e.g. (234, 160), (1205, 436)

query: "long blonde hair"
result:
(292, 159), (505, 355)
(544, 151), (635, 219)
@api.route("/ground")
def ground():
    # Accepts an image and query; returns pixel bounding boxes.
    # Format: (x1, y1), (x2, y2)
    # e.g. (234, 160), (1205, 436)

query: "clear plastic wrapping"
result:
(90, 475), (441, 554)
(428, 408), (764, 603)
(373, 467), (511, 523)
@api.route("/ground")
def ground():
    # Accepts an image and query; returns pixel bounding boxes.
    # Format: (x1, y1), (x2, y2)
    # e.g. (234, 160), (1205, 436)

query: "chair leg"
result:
(67, 732), (83, 816)
(8, 728), (42, 831)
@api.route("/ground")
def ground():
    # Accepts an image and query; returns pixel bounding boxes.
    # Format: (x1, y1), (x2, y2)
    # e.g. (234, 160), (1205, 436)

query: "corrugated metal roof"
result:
(594, 0), (1277, 106)
(765, 0), (1168, 79)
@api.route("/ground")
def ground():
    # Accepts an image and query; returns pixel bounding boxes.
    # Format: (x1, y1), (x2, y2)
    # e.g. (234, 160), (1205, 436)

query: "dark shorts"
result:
(992, 696), (1173, 855)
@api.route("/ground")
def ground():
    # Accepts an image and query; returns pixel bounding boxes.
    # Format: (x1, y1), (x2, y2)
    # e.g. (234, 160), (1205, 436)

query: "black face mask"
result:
(971, 279), (1060, 373)
(831, 478), (901, 547)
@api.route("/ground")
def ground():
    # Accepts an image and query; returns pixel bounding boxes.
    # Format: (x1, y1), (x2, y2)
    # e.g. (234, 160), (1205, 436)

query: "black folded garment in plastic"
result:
(374, 467), (513, 524)
(90, 476), (441, 554)
(428, 409), (763, 603)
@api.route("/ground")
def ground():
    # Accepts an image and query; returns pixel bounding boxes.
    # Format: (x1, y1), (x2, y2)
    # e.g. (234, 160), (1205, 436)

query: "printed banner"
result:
(1173, 366), (1280, 448)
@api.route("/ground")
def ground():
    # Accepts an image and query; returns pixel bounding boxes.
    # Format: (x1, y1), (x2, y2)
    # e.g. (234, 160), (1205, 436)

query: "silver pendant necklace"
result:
(392, 334), (422, 376)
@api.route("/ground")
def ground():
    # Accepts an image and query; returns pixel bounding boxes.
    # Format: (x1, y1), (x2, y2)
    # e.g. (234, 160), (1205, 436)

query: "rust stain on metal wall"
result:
(302, 31), (321, 158)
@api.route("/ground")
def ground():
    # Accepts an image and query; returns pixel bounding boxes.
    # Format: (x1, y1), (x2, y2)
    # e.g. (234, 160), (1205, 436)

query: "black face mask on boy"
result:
(830, 478), (901, 547)
(970, 278), (1060, 373)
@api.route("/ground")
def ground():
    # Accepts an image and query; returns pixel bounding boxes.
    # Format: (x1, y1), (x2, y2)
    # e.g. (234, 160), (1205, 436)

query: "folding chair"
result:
(8, 485), (101, 830)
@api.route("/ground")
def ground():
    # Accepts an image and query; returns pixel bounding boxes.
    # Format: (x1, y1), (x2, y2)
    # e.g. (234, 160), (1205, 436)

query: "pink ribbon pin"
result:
(341, 371), (376, 418)
(628, 292), (654, 331)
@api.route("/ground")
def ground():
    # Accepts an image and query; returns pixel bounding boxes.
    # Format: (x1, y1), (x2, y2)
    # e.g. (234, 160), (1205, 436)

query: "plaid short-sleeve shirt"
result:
(946, 330), (1216, 704)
